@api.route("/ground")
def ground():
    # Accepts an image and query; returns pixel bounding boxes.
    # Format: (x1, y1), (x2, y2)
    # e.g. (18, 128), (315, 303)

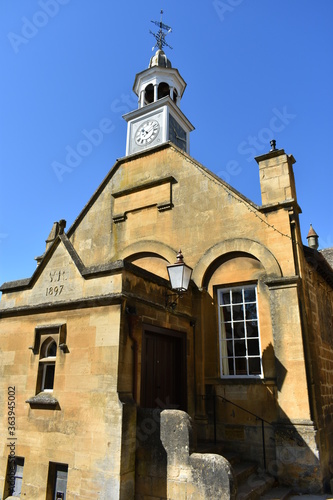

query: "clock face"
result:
(135, 119), (160, 146)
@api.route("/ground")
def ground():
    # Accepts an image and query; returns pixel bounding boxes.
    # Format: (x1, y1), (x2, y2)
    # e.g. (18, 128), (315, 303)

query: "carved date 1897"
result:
(46, 285), (64, 297)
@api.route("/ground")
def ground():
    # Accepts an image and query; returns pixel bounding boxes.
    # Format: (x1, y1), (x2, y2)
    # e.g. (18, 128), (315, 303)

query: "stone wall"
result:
(0, 305), (134, 499)
(303, 258), (333, 491)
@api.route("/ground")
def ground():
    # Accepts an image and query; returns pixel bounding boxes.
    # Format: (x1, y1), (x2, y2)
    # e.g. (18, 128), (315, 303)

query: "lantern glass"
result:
(167, 262), (192, 292)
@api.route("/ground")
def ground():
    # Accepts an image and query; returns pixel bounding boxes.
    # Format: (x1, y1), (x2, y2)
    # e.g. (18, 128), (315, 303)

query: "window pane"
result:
(245, 303), (257, 320)
(232, 290), (242, 304)
(224, 323), (232, 339)
(247, 321), (259, 337)
(228, 357), (235, 375)
(234, 340), (246, 357)
(225, 340), (233, 355)
(221, 305), (231, 322)
(44, 364), (55, 390)
(244, 288), (256, 302)
(248, 357), (261, 375)
(247, 339), (260, 355)
(233, 304), (244, 321)
(48, 341), (57, 357)
(235, 357), (247, 375)
(234, 323), (245, 339)
(221, 291), (230, 304)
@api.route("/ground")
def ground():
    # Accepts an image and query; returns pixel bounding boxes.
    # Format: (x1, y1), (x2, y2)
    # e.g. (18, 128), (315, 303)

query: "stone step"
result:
(196, 440), (283, 500)
(195, 441), (240, 465)
(260, 486), (293, 499)
(236, 472), (275, 500)
(233, 461), (258, 484)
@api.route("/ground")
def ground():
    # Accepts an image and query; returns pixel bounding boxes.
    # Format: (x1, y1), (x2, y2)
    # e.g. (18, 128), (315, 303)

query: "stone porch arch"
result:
(193, 238), (282, 288)
(121, 240), (177, 264)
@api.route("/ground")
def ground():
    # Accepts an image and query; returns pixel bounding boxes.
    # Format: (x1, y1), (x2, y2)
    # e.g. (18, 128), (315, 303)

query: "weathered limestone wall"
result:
(268, 280), (310, 420)
(0, 305), (134, 500)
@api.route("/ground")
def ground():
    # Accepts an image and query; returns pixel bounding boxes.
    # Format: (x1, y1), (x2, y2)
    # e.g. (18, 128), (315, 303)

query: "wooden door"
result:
(141, 326), (186, 410)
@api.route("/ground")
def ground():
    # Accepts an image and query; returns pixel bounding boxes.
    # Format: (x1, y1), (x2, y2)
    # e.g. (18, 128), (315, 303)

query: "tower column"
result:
(140, 90), (145, 108)
(154, 84), (158, 102)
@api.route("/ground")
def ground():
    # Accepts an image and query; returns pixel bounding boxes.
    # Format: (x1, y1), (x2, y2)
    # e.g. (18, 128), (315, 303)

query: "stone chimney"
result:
(255, 142), (297, 207)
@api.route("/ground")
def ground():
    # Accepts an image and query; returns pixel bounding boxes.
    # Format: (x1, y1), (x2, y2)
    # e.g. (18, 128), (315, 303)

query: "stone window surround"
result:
(217, 283), (262, 378)
(39, 338), (57, 392)
(26, 323), (67, 409)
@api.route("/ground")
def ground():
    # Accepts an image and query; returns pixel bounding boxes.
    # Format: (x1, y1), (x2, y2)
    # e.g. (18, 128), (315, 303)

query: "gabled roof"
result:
(303, 245), (333, 288)
(320, 247), (333, 269)
(0, 232), (168, 293)
(0, 234), (84, 292)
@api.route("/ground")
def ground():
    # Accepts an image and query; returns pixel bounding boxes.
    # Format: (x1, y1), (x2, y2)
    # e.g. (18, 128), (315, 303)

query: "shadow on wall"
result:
(134, 343), (326, 498)
(135, 408), (167, 499)
(203, 343), (324, 494)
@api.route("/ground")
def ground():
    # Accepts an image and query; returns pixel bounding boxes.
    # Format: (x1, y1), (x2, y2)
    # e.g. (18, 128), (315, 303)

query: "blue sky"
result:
(0, 1), (332, 286)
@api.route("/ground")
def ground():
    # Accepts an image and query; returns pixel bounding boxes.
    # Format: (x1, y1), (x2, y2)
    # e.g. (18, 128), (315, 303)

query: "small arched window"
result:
(158, 82), (170, 99)
(38, 338), (57, 392)
(144, 84), (154, 104)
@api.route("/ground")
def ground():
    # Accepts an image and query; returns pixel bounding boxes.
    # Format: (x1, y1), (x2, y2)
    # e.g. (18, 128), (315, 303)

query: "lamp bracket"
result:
(165, 290), (184, 310)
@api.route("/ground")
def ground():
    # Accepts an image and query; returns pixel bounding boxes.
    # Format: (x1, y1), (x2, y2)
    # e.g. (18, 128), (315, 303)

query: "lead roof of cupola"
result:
(149, 49), (172, 69)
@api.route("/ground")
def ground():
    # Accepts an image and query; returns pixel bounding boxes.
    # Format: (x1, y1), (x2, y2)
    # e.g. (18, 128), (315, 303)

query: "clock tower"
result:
(123, 12), (194, 156)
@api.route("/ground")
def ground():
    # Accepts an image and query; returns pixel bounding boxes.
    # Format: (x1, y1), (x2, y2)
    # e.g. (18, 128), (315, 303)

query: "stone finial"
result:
(35, 219), (67, 266)
(307, 224), (319, 250)
(45, 220), (67, 250)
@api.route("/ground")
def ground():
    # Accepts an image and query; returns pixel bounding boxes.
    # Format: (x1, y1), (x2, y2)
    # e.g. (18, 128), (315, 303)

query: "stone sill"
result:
(26, 392), (60, 410)
(205, 377), (276, 386)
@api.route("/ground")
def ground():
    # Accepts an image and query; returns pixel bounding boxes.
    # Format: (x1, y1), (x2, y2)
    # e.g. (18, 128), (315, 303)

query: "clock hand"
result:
(141, 124), (155, 137)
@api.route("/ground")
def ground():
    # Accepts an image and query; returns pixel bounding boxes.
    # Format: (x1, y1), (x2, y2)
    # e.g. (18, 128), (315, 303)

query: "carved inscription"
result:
(45, 285), (64, 297)
(46, 270), (68, 297)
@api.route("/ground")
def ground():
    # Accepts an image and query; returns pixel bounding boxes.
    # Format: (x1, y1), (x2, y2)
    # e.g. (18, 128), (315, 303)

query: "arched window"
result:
(38, 338), (57, 392)
(158, 82), (170, 99)
(144, 84), (154, 104)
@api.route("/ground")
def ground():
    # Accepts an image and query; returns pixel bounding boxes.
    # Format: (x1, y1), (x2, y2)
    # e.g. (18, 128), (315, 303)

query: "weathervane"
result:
(150, 9), (173, 51)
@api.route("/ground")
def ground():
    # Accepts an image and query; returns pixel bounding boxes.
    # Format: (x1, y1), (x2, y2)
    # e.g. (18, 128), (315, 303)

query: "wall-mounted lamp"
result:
(166, 250), (193, 309)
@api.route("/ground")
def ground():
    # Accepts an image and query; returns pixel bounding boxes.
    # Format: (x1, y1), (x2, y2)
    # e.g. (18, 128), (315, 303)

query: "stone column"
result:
(140, 90), (145, 108)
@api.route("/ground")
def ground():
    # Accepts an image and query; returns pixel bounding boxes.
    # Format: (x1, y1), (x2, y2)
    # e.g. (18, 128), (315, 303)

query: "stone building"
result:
(1, 21), (333, 500)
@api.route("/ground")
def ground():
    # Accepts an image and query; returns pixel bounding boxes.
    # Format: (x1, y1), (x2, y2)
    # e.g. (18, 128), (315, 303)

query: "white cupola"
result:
(123, 11), (194, 156)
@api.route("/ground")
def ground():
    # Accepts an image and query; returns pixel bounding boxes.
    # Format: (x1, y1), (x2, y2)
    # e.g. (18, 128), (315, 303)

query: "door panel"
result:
(141, 327), (186, 410)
